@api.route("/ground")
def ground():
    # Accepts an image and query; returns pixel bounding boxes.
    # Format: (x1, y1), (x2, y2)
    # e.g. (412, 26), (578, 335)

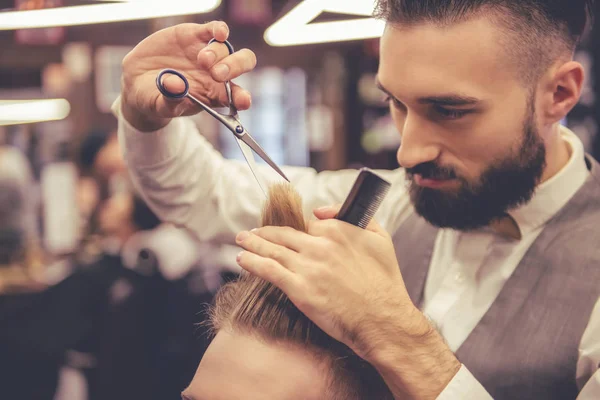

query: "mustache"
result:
(406, 162), (458, 180)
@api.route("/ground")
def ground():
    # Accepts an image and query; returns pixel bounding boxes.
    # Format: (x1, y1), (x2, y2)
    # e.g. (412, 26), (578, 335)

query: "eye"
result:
(433, 106), (470, 120)
(384, 96), (407, 112)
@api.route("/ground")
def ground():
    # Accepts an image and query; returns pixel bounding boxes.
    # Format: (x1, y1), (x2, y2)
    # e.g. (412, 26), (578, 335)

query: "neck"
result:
(540, 124), (571, 184)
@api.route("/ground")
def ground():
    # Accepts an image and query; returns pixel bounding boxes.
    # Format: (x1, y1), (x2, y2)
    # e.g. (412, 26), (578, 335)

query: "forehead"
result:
(378, 16), (518, 101)
(185, 330), (330, 400)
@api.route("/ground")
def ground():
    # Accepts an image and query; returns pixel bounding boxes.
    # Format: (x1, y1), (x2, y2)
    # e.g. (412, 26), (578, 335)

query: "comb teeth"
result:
(336, 168), (392, 229)
(355, 184), (391, 228)
(356, 185), (390, 228)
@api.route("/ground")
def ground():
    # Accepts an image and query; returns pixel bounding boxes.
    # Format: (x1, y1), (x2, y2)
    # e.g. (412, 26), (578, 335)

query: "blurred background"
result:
(0, 1), (598, 399)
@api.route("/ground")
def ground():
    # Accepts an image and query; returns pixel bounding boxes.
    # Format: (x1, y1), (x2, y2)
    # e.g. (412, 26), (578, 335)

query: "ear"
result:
(541, 61), (585, 124)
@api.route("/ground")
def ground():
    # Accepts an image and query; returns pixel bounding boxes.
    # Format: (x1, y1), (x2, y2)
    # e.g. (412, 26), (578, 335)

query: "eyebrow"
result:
(375, 79), (481, 107)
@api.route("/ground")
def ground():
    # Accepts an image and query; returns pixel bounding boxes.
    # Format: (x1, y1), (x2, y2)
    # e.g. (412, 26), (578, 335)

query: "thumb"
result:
(155, 74), (191, 118)
(365, 218), (389, 236)
(313, 204), (342, 220)
(314, 204), (389, 237)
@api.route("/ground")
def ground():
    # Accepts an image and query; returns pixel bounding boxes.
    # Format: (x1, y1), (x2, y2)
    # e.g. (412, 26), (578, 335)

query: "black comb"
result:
(336, 168), (391, 229)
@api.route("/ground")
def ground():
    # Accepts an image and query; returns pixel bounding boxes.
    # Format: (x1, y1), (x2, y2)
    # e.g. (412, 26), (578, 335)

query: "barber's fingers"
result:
(313, 204), (342, 220)
(198, 44), (257, 82)
(185, 20), (229, 43)
(231, 84), (252, 110)
(313, 204), (389, 237)
(197, 40), (231, 69)
(236, 251), (299, 296)
(157, 81), (252, 117)
(211, 49), (258, 82)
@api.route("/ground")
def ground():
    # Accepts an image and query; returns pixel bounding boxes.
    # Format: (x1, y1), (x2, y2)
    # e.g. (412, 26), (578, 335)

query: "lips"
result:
(414, 174), (458, 189)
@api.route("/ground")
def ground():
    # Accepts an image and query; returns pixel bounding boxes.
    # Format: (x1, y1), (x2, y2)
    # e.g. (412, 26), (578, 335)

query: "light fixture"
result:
(0, 0), (221, 30)
(0, 99), (71, 126)
(264, 0), (385, 46)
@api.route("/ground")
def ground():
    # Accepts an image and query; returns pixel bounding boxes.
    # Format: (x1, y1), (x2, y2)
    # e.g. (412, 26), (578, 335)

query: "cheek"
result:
(445, 116), (521, 176)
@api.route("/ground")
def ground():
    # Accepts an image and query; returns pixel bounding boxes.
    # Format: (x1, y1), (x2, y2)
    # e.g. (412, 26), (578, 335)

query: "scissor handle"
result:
(208, 38), (235, 55)
(156, 69), (190, 99)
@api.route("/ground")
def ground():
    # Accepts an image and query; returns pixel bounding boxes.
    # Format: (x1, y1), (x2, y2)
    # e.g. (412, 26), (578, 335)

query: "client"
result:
(182, 183), (393, 400)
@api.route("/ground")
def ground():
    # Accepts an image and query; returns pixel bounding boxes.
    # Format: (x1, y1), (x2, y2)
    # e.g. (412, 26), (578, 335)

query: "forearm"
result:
(365, 309), (462, 400)
(112, 96), (376, 244)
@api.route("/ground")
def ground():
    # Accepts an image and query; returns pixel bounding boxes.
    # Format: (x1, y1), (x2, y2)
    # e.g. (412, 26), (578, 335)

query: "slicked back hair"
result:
(207, 183), (394, 400)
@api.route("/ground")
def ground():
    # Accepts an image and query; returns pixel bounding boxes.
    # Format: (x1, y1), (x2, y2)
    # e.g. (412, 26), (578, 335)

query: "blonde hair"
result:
(207, 183), (393, 399)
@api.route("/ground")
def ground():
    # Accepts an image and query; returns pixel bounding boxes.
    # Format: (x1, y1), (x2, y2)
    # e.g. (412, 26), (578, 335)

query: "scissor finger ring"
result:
(207, 38), (235, 56)
(156, 69), (190, 99)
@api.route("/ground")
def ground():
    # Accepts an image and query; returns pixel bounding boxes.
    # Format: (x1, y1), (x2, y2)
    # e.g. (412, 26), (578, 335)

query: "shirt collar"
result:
(507, 125), (590, 237)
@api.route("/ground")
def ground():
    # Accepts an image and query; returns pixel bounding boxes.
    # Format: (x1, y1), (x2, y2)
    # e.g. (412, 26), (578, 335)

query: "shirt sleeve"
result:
(112, 96), (409, 245)
(436, 365), (494, 399)
(576, 297), (600, 399)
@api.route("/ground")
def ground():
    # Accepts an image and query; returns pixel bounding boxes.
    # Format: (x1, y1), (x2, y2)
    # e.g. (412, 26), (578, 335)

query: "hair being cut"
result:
(374, 0), (595, 83)
(207, 184), (393, 400)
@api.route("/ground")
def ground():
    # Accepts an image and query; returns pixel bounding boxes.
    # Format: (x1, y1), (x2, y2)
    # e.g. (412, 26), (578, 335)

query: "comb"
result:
(336, 168), (391, 229)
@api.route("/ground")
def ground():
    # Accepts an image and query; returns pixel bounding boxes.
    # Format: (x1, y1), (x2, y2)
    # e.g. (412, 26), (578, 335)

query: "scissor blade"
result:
(236, 138), (268, 198)
(239, 134), (290, 182)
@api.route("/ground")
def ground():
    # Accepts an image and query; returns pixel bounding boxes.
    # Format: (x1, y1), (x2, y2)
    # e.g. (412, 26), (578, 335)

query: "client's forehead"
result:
(184, 330), (330, 400)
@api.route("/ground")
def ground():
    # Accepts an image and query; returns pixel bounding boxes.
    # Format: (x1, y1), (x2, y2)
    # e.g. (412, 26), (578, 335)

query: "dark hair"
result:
(374, 0), (595, 81)
(207, 184), (394, 400)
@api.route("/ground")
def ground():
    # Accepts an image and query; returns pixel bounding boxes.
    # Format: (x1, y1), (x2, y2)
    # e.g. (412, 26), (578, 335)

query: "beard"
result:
(406, 105), (546, 231)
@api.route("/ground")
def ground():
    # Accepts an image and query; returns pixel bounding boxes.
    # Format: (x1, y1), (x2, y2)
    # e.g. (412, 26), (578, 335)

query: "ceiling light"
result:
(264, 0), (385, 46)
(0, 0), (221, 30)
(0, 99), (71, 126)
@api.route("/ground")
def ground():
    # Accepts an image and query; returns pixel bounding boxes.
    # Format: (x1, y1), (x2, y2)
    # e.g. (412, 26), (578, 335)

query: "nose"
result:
(396, 115), (441, 169)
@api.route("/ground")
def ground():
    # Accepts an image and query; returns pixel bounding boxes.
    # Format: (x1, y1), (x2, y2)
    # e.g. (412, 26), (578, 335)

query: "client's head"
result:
(182, 184), (393, 400)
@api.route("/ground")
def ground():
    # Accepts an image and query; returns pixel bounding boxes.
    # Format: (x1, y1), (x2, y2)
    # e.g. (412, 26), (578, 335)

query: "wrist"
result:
(121, 91), (171, 132)
(363, 308), (461, 400)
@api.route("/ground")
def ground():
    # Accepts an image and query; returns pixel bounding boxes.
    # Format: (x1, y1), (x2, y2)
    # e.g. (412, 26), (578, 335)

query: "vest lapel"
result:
(392, 213), (438, 309)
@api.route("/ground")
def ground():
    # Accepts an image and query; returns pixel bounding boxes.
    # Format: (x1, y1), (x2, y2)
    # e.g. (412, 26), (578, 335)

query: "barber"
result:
(114, 17), (600, 399)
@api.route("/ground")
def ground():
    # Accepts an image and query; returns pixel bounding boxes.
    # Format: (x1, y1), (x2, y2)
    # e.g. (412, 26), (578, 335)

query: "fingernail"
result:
(202, 49), (216, 65)
(316, 206), (331, 212)
(214, 64), (229, 79)
(236, 231), (250, 242)
(236, 251), (244, 262)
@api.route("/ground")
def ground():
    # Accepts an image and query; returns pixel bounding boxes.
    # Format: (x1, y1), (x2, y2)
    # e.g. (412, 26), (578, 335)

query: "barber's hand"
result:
(235, 205), (426, 358)
(236, 206), (462, 399)
(120, 21), (256, 131)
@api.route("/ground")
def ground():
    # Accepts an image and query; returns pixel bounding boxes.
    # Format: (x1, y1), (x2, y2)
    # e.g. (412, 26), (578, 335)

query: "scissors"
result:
(155, 38), (289, 197)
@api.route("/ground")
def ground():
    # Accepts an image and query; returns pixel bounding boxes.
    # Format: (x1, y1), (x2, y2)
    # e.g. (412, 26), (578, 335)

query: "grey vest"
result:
(393, 155), (600, 400)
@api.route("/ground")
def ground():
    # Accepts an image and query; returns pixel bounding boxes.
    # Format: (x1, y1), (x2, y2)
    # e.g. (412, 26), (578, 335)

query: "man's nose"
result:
(396, 116), (441, 169)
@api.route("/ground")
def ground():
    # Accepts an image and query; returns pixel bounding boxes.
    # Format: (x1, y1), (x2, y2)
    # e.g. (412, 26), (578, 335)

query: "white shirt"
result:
(112, 97), (600, 399)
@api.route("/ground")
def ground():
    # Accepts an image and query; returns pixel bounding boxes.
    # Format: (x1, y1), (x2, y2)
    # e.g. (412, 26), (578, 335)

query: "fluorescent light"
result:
(0, 0), (221, 30)
(0, 99), (71, 126)
(264, 0), (385, 46)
